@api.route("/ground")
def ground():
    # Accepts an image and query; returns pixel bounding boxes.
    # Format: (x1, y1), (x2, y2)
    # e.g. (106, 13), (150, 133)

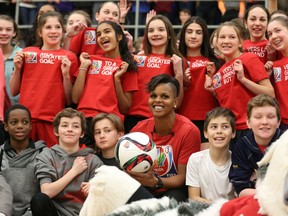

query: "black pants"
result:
(30, 193), (59, 216)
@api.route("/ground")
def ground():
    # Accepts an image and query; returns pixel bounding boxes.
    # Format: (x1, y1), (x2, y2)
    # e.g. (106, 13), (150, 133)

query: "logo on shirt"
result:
(89, 60), (102, 74)
(273, 67), (281, 82)
(84, 30), (96, 45)
(24, 52), (37, 63)
(135, 56), (146, 67)
(154, 145), (177, 178)
(213, 73), (222, 89)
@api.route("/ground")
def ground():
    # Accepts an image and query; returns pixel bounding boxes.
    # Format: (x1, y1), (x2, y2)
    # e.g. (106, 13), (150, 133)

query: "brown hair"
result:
(247, 94), (280, 120)
(36, 11), (65, 47)
(204, 107), (236, 133)
(53, 108), (87, 134)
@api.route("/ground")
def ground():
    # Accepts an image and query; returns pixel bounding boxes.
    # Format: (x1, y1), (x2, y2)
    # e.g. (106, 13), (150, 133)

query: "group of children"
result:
(1, 1), (288, 215)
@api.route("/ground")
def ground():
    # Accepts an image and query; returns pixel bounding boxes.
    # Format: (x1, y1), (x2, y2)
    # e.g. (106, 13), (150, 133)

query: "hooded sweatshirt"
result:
(1, 139), (46, 216)
(35, 145), (103, 216)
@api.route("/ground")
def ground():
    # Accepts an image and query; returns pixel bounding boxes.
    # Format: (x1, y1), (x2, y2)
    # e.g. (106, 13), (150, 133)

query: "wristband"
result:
(79, 67), (88, 71)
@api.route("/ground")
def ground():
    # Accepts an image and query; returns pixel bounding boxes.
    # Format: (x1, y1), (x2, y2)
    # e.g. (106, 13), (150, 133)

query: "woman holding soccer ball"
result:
(130, 74), (201, 202)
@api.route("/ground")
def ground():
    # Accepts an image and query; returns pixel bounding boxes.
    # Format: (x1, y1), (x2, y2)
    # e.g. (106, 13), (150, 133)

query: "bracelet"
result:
(79, 67), (88, 71)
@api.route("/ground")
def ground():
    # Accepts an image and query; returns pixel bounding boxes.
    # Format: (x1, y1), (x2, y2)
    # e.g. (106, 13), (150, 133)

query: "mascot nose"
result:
(285, 173), (288, 205)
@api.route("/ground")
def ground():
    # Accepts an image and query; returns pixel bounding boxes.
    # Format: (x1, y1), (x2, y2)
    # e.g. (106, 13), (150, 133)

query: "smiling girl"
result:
(0, 15), (22, 105)
(205, 21), (275, 146)
(177, 16), (222, 145)
(72, 20), (138, 146)
(242, 5), (275, 63)
(124, 15), (185, 133)
(66, 1), (132, 56)
(266, 16), (288, 131)
(9, 11), (78, 147)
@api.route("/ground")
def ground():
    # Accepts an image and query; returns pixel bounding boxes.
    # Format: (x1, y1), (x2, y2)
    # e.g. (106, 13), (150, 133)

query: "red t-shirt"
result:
(69, 27), (104, 56)
(243, 39), (269, 64)
(178, 56), (218, 120)
(220, 195), (265, 216)
(212, 53), (268, 130)
(128, 53), (174, 117)
(131, 114), (200, 178)
(76, 55), (138, 121)
(271, 57), (288, 124)
(19, 47), (78, 122)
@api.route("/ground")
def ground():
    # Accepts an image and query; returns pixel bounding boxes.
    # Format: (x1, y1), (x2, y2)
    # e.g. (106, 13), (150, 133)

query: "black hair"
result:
(178, 16), (223, 70)
(147, 74), (180, 97)
(97, 20), (137, 72)
(244, 4), (270, 25)
(4, 104), (32, 124)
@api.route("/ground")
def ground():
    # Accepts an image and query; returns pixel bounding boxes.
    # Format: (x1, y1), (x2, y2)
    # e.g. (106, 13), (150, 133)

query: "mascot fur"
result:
(80, 131), (288, 216)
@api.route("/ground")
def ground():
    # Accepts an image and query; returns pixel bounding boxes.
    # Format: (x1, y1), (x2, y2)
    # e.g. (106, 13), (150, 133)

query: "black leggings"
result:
(30, 193), (59, 216)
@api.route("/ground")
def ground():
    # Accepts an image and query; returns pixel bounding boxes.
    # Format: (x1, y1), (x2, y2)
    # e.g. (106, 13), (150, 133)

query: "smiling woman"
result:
(130, 74), (200, 202)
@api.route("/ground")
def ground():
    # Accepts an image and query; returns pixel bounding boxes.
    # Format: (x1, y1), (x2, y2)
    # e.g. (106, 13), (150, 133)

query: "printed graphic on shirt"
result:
(89, 60), (102, 74)
(213, 73), (222, 89)
(135, 56), (147, 67)
(273, 67), (281, 82)
(154, 145), (177, 178)
(38, 53), (65, 64)
(24, 52), (37, 63)
(102, 60), (119, 75)
(84, 30), (96, 45)
(245, 46), (266, 58)
(146, 56), (171, 68)
(190, 59), (207, 68)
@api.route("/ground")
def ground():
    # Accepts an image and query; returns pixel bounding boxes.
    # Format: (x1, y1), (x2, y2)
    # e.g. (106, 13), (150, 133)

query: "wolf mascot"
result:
(80, 131), (288, 216)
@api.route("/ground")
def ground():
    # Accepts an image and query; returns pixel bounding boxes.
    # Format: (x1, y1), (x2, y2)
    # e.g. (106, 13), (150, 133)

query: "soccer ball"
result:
(115, 132), (157, 173)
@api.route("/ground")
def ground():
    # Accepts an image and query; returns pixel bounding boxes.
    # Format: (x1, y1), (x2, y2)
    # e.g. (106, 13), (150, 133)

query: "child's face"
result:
(147, 19), (168, 53)
(66, 13), (87, 32)
(96, 2), (120, 24)
(0, 19), (16, 46)
(246, 106), (280, 145)
(185, 22), (203, 51)
(268, 20), (288, 53)
(217, 26), (242, 60)
(4, 109), (32, 142)
(204, 116), (235, 149)
(179, 12), (191, 25)
(55, 116), (83, 146)
(96, 23), (121, 54)
(93, 118), (123, 152)
(39, 17), (63, 49)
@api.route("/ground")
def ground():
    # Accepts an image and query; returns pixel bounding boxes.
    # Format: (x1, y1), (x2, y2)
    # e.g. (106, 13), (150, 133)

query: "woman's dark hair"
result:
(144, 15), (184, 59)
(178, 16), (222, 70)
(4, 104), (32, 124)
(97, 20), (137, 72)
(35, 11), (65, 48)
(26, 3), (57, 47)
(147, 74), (180, 97)
(244, 4), (270, 22)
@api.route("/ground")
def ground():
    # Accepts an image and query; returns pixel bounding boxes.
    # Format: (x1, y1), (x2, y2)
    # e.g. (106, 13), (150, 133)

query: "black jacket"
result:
(229, 128), (282, 195)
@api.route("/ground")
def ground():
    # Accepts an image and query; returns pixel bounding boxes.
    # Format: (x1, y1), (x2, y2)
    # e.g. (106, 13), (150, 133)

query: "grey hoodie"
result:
(35, 145), (103, 216)
(1, 140), (46, 216)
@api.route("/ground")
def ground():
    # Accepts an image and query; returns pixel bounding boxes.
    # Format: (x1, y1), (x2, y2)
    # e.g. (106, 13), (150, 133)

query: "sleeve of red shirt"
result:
(178, 122), (201, 164)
